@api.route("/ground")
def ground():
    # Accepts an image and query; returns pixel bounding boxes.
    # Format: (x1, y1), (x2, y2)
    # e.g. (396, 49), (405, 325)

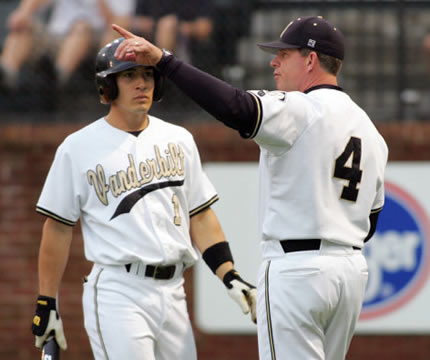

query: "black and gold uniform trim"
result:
(36, 207), (77, 226)
(371, 206), (383, 214)
(93, 268), (110, 360)
(189, 194), (219, 217)
(265, 260), (276, 360)
(243, 91), (263, 139)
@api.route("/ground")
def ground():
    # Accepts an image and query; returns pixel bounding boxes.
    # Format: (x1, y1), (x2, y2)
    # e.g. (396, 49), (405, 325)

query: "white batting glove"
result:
(32, 295), (68, 350)
(223, 270), (257, 324)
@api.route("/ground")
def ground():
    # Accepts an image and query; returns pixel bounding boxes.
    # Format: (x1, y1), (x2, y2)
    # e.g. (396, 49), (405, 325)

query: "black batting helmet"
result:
(95, 37), (164, 103)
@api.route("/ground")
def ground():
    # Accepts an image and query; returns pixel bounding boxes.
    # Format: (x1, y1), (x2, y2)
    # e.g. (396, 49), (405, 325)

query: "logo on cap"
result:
(307, 39), (316, 48)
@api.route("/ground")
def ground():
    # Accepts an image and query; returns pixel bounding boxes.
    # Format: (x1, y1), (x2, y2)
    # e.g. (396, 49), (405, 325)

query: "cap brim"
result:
(257, 40), (300, 54)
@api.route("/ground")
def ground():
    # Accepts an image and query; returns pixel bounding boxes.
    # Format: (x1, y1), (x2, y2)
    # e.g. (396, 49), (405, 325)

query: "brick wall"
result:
(1, 122), (430, 359)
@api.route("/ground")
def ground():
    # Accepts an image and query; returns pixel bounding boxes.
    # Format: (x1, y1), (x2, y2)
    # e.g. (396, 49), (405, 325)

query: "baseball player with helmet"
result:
(31, 37), (256, 359)
(112, 15), (388, 360)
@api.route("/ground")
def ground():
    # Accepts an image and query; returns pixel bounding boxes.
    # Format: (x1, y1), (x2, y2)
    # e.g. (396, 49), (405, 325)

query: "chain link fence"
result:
(1, 0), (430, 123)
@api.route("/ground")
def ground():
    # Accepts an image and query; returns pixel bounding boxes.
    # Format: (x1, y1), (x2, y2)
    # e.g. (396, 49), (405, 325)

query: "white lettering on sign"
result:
(364, 231), (420, 302)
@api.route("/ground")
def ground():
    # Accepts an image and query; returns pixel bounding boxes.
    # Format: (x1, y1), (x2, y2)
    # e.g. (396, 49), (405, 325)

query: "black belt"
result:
(125, 264), (176, 280)
(280, 239), (360, 253)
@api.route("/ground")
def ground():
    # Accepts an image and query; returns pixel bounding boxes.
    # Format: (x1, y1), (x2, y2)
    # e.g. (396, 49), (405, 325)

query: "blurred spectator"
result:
(131, 0), (214, 65)
(423, 32), (430, 75)
(0, 0), (135, 90)
(212, 0), (255, 85)
(213, 0), (254, 68)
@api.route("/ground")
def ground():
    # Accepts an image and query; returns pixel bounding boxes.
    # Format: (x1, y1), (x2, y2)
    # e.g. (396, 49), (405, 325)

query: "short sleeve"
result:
(36, 142), (81, 225)
(248, 90), (315, 151)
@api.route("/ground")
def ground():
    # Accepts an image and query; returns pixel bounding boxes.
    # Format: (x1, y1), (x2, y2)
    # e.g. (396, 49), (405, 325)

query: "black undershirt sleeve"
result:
(364, 210), (381, 243)
(156, 53), (259, 138)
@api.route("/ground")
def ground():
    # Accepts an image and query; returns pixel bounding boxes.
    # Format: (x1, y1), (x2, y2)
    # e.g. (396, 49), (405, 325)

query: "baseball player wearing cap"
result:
(31, 37), (256, 359)
(113, 15), (388, 360)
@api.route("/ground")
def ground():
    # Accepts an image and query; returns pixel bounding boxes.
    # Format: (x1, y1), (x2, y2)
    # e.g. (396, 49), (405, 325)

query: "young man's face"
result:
(115, 66), (155, 113)
(270, 49), (309, 92)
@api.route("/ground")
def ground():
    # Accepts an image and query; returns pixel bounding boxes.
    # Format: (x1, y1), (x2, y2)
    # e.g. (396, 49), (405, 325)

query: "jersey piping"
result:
(189, 194), (219, 217)
(36, 206), (77, 226)
(244, 91), (263, 139)
(265, 260), (276, 360)
(93, 268), (110, 360)
(371, 206), (383, 214)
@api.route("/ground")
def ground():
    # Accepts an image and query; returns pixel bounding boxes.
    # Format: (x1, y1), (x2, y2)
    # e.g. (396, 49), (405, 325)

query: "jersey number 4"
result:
(334, 136), (363, 202)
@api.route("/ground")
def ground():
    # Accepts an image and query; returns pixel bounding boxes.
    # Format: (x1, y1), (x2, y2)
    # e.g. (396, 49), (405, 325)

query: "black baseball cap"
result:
(257, 16), (345, 60)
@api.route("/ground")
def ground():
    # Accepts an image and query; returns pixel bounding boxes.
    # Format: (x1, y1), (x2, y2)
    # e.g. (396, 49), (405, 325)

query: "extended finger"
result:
(112, 23), (134, 39)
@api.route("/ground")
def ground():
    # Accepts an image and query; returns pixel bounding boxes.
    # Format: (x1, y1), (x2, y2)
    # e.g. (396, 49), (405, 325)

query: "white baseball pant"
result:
(82, 263), (196, 360)
(257, 240), (368, 360)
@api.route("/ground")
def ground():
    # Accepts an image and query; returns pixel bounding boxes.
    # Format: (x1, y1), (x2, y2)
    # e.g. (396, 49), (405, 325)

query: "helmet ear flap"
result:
(104, 76), (118, 102)
(95, 74), (118, 103)
(153, 70), (165, 102)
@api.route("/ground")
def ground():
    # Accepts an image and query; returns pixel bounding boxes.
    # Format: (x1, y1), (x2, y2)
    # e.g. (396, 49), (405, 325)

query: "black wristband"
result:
(202, 242), (234, 274)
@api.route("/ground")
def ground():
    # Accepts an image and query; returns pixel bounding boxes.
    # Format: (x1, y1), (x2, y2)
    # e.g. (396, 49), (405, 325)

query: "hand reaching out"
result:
(112, 23), (163, 66)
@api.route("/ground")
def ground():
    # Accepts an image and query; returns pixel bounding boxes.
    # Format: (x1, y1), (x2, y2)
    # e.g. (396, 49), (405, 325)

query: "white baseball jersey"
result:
(47, 0), (136, 35)
(246, 86), (388, 360)
(247, 87), (388, 257)
(36, 116), (218, 267)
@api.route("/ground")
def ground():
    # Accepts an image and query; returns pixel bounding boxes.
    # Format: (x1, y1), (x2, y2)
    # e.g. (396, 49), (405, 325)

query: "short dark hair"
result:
(299, 48), (342, 76)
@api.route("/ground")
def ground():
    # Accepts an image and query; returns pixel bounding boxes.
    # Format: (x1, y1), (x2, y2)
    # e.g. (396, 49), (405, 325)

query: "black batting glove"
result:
(32, 295), (68, 350)
(223, 270), (257, 324)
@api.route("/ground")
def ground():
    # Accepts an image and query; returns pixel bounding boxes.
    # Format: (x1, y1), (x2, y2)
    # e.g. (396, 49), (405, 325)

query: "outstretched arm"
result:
(112, 24), (259, 138)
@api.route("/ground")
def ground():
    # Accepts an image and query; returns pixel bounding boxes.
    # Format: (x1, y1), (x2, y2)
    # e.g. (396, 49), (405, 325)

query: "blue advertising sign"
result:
(360, 181), (430, 320)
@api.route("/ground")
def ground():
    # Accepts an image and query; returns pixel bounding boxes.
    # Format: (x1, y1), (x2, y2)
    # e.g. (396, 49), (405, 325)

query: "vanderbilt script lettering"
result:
(87, 144), (185, 205)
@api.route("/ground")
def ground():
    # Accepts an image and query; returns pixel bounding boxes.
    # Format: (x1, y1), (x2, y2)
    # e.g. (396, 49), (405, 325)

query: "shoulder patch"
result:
(257, 90), (266, 97)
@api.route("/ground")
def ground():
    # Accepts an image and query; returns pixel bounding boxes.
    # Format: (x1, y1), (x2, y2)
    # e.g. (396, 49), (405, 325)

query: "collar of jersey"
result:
(128, 130), (143, 137)
(304, 84), (343, 94)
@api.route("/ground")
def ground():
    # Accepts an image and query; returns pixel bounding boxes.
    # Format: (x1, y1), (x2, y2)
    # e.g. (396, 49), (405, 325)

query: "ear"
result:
(306, 51), (319, 71)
